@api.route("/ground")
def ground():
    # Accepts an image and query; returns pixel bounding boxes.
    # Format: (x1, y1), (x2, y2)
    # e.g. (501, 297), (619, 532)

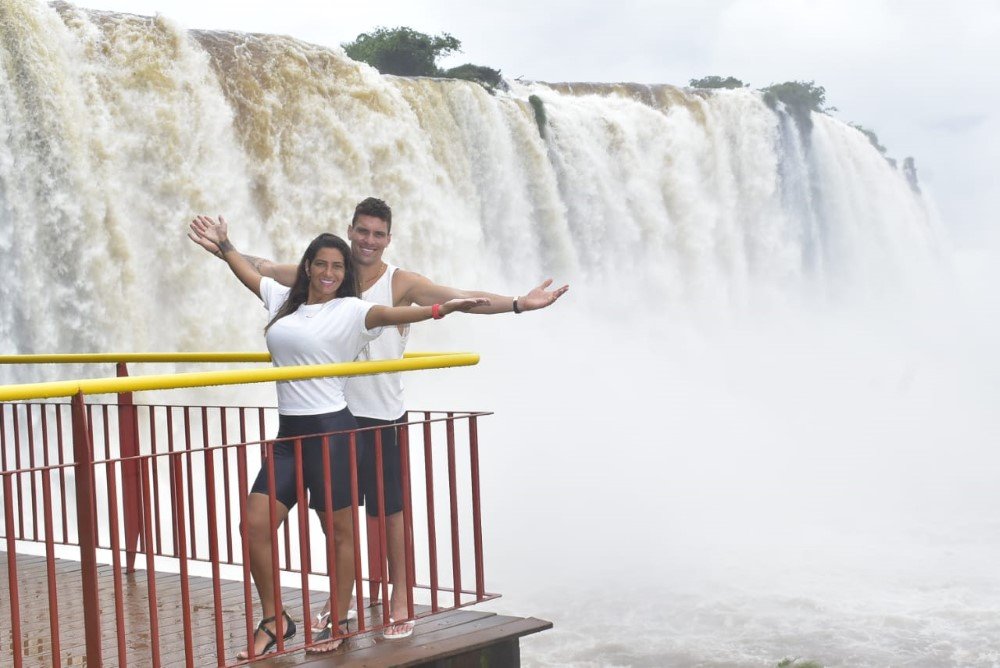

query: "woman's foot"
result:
(236, 610), (296, 660)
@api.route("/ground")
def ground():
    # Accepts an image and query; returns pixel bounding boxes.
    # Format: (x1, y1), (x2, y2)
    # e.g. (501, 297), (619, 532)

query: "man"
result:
(189, 197), (568, 641)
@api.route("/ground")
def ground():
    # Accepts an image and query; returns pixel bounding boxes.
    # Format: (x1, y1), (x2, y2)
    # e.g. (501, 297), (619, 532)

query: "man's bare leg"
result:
(384, 511), (415, 637)
(386, 512), (408, 614)
(307, 507), (356, 653)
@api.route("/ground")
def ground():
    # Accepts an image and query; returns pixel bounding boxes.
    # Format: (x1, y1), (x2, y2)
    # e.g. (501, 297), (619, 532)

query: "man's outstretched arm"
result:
(399, 271), (569, 314)
(187, 217), (298, 287)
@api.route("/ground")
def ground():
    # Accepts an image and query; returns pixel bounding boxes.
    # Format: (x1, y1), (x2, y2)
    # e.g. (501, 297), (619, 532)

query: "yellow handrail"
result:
(0, 352), (479, 401)
(0, 351), (447, 364)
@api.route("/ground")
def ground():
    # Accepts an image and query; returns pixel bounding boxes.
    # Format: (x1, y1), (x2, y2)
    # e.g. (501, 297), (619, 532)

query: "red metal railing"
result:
(0, 390), (497, 666)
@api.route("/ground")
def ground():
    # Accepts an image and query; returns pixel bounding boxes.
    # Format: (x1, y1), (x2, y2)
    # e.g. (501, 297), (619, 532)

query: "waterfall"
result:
(7, 3), (999, 666)
(1, 0), (940, 369)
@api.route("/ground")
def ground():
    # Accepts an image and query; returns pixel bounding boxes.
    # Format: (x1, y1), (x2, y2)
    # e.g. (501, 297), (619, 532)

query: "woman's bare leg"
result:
(238, 492), (290, 658)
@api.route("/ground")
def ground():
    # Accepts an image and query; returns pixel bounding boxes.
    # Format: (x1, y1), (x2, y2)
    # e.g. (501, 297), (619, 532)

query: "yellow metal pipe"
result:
(0, 351), (449, 364)
(0, 353), (479, 402)
(0, 353), (272, 364)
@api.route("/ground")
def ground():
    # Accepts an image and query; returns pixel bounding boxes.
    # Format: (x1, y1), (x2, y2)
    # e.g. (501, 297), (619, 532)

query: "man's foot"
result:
(236, 610), (296, 660)
(383, 618), (415, 640)
(306, 622), (347, 654)
(311, 596), (357, 635)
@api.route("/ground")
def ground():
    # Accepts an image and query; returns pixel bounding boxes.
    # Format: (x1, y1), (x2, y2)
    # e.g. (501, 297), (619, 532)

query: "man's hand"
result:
(519, 279), (569, 312)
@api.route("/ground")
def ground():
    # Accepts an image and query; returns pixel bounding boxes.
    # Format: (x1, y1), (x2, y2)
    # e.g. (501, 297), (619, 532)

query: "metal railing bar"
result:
(0, 353), (481, 402)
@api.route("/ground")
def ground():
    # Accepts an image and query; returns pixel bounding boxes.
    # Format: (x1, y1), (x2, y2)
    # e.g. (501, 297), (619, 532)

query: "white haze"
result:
(1, 2), (999, 666)
(410, 256), (1000, 666)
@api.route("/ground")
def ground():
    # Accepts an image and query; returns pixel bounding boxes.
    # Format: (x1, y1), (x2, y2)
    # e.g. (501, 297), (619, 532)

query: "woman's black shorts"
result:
(250, 408), (360, 512)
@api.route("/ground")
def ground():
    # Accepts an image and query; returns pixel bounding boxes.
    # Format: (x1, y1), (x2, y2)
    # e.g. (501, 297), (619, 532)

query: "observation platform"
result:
(0, 352), (553, 667)
(0, 552), (551, 666)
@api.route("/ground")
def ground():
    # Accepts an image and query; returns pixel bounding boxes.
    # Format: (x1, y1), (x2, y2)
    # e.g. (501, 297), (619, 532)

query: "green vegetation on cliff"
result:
(761, 80), (833, 131)
(343, 26), (459, 76)
(689, 75), (746, 89)
(689, 75), (920, 191)
(528, 94), (547, 138)
(342, 26), (505, 93)
(850, 123), (888, 155)
(443, 63), (506, 93)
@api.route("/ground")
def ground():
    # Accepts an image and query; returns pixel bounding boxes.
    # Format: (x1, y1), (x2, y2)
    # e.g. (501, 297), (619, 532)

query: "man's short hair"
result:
(352, 197), (392, 232)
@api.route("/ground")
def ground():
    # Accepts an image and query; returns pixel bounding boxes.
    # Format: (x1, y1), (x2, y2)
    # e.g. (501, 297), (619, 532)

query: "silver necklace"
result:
(302, 299), (334, 318)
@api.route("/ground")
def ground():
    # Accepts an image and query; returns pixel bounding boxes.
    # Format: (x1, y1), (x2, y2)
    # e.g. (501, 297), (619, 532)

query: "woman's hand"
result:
(440, 297), (490, 315)
(190, 215), (230, 249)
(188, 214), (261, 297)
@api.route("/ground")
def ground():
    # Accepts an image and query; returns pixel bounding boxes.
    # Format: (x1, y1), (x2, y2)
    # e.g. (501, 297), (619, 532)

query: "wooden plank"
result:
(354, 616), (552, 667)
(252, 611), (552, 667)
(1, 551), (549, 667)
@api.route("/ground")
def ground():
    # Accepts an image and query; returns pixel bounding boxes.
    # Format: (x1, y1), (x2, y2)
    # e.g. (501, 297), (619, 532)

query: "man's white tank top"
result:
(345, 263), (409, 420)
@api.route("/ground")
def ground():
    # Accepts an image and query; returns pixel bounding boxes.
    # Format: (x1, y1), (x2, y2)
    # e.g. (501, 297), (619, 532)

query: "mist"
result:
(405, 244), (1000, 665)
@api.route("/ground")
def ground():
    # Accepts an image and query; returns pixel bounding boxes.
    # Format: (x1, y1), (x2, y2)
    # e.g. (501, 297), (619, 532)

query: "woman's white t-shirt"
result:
(260, 277), (382, 416)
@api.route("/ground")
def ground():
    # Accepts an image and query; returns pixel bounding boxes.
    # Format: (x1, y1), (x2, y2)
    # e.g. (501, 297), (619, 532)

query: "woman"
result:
(191, 215), (487, 658)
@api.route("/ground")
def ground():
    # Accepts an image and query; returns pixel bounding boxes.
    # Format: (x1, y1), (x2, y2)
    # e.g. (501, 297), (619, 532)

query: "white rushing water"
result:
(3, 2), (998, 666)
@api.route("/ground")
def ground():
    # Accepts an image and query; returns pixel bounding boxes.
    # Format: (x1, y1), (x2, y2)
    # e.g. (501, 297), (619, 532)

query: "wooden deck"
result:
(0, 551), (551, 667)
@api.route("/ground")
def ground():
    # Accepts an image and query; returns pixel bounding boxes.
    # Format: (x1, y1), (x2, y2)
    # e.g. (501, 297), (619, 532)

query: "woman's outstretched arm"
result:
(188, 217), (299, 287)
(364, 297), (490, 329)
(190, 215), (263, 298)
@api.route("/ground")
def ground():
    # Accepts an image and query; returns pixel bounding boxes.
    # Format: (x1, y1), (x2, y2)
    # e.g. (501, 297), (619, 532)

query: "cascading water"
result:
(4, 2), (997, 666)
(1, 0), (939, 363)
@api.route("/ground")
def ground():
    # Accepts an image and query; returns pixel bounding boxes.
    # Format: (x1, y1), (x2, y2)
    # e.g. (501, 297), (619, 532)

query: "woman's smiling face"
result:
(306, 246), (346, 302)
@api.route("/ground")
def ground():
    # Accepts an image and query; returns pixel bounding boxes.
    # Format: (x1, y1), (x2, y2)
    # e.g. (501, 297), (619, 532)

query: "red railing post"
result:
(446, 413), (461, 607)
(398, 419), (416, 619)
(3, 471), (24, 665)
(374, 428), (391, 624)
(71, 391), (103, 666)
(366, 515), (383, 605)
(469, 416), (485, 600)
(138, 455), (162, 666)
(349, 432), (365, 632)
(422, 413), (439, 612)
(41, 459), (62, 666)
(170, 451), (195, 667)
(294, 440), (313, 645)
(116, 362), (142, 572)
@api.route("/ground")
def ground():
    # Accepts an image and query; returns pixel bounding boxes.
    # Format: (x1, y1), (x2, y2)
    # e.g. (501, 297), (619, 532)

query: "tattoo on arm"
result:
(243, 254), (267, 273)
(218, 239), (235, 254)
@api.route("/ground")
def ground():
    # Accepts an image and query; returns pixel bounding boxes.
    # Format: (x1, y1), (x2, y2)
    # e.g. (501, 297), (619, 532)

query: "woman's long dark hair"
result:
(264, 233), (359, 333)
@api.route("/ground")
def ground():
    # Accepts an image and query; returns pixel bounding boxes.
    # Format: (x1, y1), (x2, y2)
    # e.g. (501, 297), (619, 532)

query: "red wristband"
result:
(431, 303), (443, 319)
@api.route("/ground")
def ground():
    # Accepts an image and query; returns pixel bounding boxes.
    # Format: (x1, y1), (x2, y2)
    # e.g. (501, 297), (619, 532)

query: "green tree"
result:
(343, 26), (461, 77)
(343, 27), (506, 94)
(689, 75), (746, 89)
(761, 80), (833, 131)
(443, 63), (507, 93)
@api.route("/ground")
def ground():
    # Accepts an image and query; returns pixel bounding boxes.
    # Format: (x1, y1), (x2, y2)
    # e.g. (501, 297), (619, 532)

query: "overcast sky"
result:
(85, 0), (999, 247)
